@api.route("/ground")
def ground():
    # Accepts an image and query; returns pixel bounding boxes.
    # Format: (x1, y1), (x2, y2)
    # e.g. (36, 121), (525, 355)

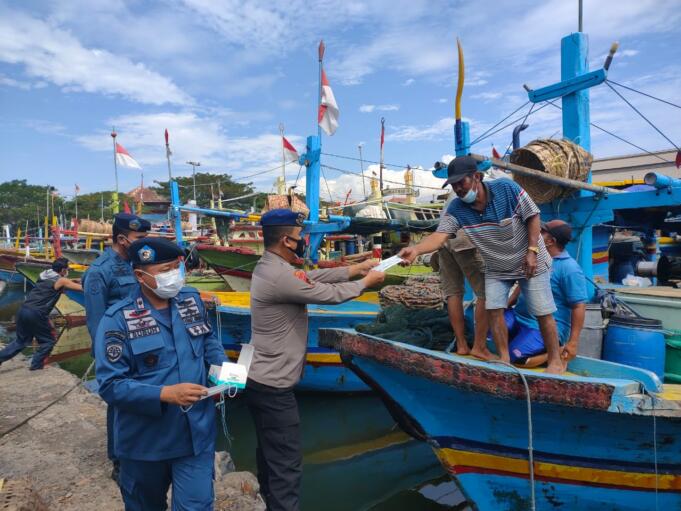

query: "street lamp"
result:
(186, 161), (201, 202)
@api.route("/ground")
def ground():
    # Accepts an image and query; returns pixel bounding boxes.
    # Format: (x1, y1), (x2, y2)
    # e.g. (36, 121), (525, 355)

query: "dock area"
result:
(0, 356), (264, 510)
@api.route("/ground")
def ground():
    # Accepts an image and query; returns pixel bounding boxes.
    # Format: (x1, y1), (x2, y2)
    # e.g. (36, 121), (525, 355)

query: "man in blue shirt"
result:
(95, 237), (227, 510)
(83, 212), (150, 480)
(508, 220), (588, 365)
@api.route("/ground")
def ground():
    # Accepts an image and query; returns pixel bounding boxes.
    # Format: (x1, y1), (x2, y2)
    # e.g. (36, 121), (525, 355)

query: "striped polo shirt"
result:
(436, 179), (551, 279)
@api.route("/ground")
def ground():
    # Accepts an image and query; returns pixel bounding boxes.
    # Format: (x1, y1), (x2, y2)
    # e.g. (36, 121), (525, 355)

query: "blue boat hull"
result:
(214, 302), (379, 393)
(334, 331), (681, 510)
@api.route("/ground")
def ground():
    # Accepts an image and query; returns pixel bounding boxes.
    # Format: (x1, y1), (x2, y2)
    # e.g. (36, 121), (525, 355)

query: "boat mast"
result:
(111, 127), (119, 214)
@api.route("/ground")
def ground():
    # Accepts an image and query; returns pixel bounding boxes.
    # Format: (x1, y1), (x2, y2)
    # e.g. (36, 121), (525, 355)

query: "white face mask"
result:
(460, 183), (478, 204)
(140, 264), (185, 299)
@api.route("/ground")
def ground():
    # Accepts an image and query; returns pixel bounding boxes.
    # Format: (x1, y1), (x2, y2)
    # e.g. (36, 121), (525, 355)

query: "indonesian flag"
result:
(115, 143), (142, 169)
(318, 69), (339, 136)
(282, 136), (299, 163)
(492, 146), (502, 160)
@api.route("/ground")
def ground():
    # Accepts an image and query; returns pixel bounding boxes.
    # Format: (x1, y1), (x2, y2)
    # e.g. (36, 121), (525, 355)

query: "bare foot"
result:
(545, 361), (565, 375)
(469, 346), (499, 361)
(456, 346), (471, 356)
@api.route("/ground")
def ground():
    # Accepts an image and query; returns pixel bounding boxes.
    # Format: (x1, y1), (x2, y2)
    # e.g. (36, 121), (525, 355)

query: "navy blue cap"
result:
(128, 238), (184, 266)
(114, 213), (151, 232)
(260, 209), (306, 227)
(442, 155), (479, 188)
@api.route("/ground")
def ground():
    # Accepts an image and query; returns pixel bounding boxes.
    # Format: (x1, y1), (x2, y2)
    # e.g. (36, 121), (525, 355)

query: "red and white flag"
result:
(492, 146), (502, 159)
(282, 136), (299, 163)
(115, 143), (142, 169)
(318, 69), (339, 136)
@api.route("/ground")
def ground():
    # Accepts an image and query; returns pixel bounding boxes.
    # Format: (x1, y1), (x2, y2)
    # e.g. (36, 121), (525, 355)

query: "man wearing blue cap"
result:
(83, 212), (150, 480)
(246, 208), (384, 511)
(95, 237), (227, 510)
(399, 155), (564, 374)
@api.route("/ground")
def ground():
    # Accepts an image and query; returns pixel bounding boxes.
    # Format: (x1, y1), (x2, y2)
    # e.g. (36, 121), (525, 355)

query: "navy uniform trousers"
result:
(244, 379), (302, 511)
(0, 306), (55, 370)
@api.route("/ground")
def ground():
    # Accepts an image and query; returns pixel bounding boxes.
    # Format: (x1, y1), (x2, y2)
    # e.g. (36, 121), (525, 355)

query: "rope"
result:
(469, 100), (531, 147)
(502, 103), (536, 159)
(607, 79), (681, 110)
(470, 102), (553, 147)
(488, 360), (535, 511)
(320, 166), (336, 202)
(321, 164), (444, 191)
(321, 152), (413, 171)
(544, 100), (673, 164)
(605, 81), (680, 151)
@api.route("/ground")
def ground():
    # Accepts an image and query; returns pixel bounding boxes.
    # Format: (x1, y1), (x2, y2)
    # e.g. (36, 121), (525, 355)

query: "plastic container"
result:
(603, 315), (666, 380)
(577, 304), (604, 359)
(664, 330), (681, 383)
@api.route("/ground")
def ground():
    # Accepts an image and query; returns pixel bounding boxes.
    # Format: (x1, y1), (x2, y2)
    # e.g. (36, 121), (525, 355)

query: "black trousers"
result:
(0, 306), (56, 369)
(244, 379), (302, 511)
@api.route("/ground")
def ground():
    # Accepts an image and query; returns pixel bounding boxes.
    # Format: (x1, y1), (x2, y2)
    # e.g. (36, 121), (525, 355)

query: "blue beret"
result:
(260, 209), (306, 227)
(114, 213), (151, 232)
(128, 238), (184, 266)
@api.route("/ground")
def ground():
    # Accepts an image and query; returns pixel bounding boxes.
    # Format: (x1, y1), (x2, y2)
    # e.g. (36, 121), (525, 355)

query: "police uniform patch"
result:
(129, 218), (141, 231)
(177, 297), (202, 324)
(123, 309), (161, 339)
(105, 330), (126, 341)
(138, 245), (155, 263)
(293, 270), (312, 285)
(143, 353), (159, 368)
(87, 279), (100, 294)
(106, 341), (123, 363)
(187, 323), (211, 337)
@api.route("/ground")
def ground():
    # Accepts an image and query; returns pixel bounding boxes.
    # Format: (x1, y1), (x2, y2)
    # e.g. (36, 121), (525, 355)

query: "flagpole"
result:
(279, 123), (286, 194)
(165, 129), (173, 182)
(317, 40), (325, 140)
(379, 117), (385, 193)
(358, 143), (366, 198)
(111, 127), (120, 214)
(74, 185), (79, 222)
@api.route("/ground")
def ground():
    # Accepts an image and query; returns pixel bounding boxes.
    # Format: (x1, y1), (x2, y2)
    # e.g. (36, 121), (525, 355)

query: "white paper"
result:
(201, 383), (230, 399)
(374, 255), (405, 272)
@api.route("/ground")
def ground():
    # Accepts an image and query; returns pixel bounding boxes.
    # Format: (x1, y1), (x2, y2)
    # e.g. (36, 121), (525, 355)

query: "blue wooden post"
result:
(455, 121), (470, 156)
(305, 135), (321, 223)
(170, 180), (184, 246)
(561, 32), (594, 297)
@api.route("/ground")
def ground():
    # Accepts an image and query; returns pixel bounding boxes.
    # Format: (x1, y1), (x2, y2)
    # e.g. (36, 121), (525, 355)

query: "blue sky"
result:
(1, 0), (680, 204)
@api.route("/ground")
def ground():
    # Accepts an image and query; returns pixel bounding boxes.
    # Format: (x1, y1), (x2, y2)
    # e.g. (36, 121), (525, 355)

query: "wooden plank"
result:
(615, 286), (681, 299)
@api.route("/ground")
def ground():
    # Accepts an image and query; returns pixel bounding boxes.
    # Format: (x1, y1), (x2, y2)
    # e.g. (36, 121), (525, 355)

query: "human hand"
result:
(160, 383), (208, 406)
(353, 258), (379, 277)
(362, 270), (385, 288)
(397, 247), (418, 265)
(561, 341), (579, 363)
(523, 251), (537, 279)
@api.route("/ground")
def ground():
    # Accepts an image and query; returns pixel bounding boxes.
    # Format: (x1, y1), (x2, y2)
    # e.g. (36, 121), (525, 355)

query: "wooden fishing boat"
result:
(203, 290), (380, 392)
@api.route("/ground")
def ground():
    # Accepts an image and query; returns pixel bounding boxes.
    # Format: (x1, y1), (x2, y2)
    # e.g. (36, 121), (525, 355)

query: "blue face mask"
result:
(460, 183), (478, 204)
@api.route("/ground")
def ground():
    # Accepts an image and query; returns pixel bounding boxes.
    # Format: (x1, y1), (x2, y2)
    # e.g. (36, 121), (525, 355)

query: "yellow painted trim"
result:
(204, 290), (379, 309)
(592, 250), (609, 260)
(306, 430), (411, 464)
(593, 179), (644, 187)
(435, 447), (681, 490)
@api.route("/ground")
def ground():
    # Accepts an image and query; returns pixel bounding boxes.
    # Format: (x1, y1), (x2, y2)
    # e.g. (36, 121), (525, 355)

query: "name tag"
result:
(177, 297), (202, 324)
(123, 309), (161, 339)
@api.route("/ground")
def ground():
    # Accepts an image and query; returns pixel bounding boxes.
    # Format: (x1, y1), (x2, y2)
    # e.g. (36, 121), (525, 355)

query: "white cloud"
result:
(0, 8), (191, 106)
(359, 104), (400, 113)
(387, 117), (456, 142)
(471, 91), (502, 102)
(24, 119), (67, 135)
(0, 74), (47, 90)
(403, 78), (415, 86)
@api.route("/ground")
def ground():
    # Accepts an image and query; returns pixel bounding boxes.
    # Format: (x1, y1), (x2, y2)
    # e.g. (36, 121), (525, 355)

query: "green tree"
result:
(152, 172), (267, 212)
(64, 191), (133, 222)
(0, 180), (64, 231)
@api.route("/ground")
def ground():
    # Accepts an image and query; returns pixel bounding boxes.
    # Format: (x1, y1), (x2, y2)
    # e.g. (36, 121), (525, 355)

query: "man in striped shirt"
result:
(399, 155), (564, 374)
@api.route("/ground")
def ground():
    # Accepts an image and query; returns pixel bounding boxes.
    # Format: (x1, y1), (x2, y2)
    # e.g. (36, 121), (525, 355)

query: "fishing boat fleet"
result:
(2, 21), (681, 511)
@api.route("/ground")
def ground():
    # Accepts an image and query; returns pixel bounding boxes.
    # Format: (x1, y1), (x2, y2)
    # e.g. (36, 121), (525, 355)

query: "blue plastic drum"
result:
(603, 315), (666, 379)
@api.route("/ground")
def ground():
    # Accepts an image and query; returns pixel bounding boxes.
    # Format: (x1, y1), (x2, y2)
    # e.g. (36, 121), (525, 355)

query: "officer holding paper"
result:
(94, 237), (227, 510)
(245, 209), (385, 511)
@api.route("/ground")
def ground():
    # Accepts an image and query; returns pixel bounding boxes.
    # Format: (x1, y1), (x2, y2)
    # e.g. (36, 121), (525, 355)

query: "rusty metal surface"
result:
(340, 332), (615, 411)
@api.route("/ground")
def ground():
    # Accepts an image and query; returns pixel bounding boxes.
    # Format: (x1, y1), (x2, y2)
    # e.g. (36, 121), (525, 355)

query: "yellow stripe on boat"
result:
(435, 447), (681, 491)
(204, 291), (379, 309)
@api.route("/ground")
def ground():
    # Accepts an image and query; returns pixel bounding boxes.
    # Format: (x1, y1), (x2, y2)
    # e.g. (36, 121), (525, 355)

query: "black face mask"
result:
(286, 236), (307, 258)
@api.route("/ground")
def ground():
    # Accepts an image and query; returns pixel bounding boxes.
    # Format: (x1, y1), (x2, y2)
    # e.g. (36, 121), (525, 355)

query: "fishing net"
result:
(356, 304), (455, 350)
(378, 274), (445, 309)
(510, 139), (593, 204)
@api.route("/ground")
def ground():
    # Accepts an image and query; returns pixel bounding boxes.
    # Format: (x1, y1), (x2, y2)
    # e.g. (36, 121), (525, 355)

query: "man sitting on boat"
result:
(505, 219), (588, 366)
(399, 155), (565, 374)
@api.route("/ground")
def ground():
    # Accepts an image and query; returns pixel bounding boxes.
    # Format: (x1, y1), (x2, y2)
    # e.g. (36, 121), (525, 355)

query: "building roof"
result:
(127, 186), (169, 204)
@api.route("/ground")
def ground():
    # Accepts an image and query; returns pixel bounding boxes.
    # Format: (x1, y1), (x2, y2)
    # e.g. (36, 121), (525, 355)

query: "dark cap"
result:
(260, 209), (306, 227)
(442, 155), (478, 188)
(541, 219), (572, 246)
(114, 213), (151, 233)
(128, 238), (184, 266)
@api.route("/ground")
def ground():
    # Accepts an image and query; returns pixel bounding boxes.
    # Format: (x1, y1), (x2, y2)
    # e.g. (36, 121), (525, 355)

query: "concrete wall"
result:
(592, 149), (677, 185)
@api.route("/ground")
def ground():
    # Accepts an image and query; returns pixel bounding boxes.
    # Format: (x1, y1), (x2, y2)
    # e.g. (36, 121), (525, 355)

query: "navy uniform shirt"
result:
(83, 248), (138, 342)
(94, 286), (227, 461)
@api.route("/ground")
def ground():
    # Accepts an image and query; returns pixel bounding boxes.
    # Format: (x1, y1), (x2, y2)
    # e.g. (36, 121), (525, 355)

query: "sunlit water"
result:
(0, 284), (472, 511)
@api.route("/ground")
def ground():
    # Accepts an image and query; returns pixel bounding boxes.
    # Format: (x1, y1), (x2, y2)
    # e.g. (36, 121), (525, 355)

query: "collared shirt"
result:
(436, 179), (550, 279)
(248, 251), (365, 388)
(515, 250), (588, 343)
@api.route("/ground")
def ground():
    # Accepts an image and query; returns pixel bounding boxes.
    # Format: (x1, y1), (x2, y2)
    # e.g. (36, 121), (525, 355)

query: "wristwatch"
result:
(527, 246), (539, 254)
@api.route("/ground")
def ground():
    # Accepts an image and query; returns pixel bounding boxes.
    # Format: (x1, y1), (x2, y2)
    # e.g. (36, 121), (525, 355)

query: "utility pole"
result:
(358, 143), (366, 198)
(186, 161), (201, 202)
